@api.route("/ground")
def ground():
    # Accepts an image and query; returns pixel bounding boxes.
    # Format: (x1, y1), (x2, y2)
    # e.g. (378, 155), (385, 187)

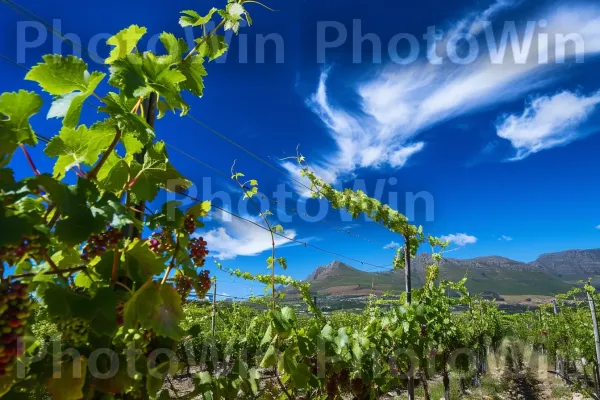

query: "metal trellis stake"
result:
(211, 278), (217, 337)
(587, 291), (600, 396)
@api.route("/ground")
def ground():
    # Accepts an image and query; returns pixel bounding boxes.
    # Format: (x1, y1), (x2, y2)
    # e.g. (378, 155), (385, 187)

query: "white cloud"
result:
(383, 241), (401, 250)
(498, 235), (513, 241)
(302, 3), (600, 182)
(303, 70), (425, 180)
(444, 0), (521, 39)
(496, 91), (600, 160)
(440, 233), (478, 247)
(596, 225), (600, 230)
(203, 211), (299, 260)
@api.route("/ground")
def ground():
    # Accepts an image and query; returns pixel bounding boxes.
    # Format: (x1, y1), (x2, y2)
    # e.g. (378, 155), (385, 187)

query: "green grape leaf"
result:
(0, 90), (42, 161)
(123, 281), (185, 340)
(43, 285), (94, 321)
(179, 8), (218, 27)
(292, 363), (311, 389)
(25, 55), (88, 95)
(46, 357), (87, 400)
(179, 55), (207, 96)
(13, 196), (45, 215)
(32, 175), (101, 244)
(278, 345), (299, 376)
(157, 99), (171, 119)
(149, 67), (189, 115)
(56, 72), (106, 127)
(0, 375), (14, 398)
(99, 93), (154, 145)
(88, 287), (118, 336)
(73, 272), (94, 288)
(96, 153), (130, 193)
(36, 248), (82, 277)
(0, 216), (35, 246)
(90, 192), (137, 229)
(196, 35), (228, 61)
(128, 141), (190, 203)
(106, 25), (147, 64)
(159, 32), (188, 65)
(109, 53), (189, 116)
(108, 53), (146, 98)
(47, 92), (78, 120)
(128, 141), (167, 202)
(44, 124), (114, 179)
(187, 200), (211, 218)
(0, 168), (14, 186)
(228, 3), (245, 18)
(260, 324), (273, 346)
(54, 211), (99, 245)
(147, 362), (175, 398)
(122, 239), (167, 283)
(122, 132), (144, 155)
(260, 344), (277, 368)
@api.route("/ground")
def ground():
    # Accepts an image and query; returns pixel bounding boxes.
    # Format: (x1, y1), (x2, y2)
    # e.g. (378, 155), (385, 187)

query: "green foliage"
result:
(0, 1), (245, 397)
(0, 90), (42, 165)
(4, 1), (582, 399)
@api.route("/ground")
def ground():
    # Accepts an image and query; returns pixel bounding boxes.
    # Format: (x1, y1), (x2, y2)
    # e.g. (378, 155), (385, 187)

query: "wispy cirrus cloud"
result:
(496, 90), (600, 160)
(203, 210), (299, 260)
(441, 233), (478, 247)
(444, 0), (521, 39)
(293, 1), (600, 187)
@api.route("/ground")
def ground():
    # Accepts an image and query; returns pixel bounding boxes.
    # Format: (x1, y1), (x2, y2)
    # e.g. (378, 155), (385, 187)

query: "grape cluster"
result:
(81, 228), (121, 261)
(113, 327), (153, 357)
(351, 377), (365, 397)
(57, 318), (89, 347)
(0, 237), (43, 266)
(188, 237), (208, 267)
(174, 275), (194, 301)
(338, 368), (350, 388)
(184, 214), (196, 234)
(326, 375), (338, 399)
(325, 369), (350, 399)
(0, 280), (31, 377)
(196, 270), (211, 298)
(148, 229), (175, 254)
(309, 356), (318, 375)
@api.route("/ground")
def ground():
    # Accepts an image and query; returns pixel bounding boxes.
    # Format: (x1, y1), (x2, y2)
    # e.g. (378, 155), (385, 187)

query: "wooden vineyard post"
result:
(127, 93), (157, 239)
(211, 278), (217, 337)
(403, 234), (415, 400)
(594, 364), (600, 395)
(587, 291), (600, 396)
(552, 299), (565, 380)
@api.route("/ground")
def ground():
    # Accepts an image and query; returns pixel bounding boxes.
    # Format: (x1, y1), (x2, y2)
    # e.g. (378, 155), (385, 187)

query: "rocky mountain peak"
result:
(306, 260), (356, 281)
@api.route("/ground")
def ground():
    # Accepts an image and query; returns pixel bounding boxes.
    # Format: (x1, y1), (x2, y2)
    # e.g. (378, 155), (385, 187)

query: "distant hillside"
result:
(530, 249), (600, 282)
(291, 249), (600, 297)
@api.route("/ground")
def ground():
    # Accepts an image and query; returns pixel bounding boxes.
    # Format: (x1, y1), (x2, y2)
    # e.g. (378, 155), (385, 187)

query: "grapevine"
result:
(0, 0), (252, 396)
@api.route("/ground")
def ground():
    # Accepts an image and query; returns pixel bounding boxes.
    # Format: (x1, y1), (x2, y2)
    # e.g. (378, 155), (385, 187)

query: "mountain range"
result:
(294, 249), (600, 297)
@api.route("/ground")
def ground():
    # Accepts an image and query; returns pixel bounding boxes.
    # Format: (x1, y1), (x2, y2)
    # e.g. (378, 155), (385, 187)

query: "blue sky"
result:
(1, 0), (599, 297)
